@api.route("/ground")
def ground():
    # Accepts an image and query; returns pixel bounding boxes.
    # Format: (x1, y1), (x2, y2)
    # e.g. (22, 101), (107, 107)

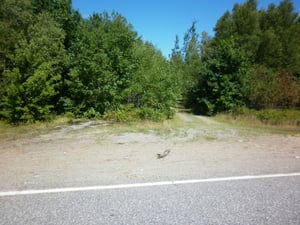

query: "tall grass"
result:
(217, 107), (300, 129)
(0, 115), (77, 141)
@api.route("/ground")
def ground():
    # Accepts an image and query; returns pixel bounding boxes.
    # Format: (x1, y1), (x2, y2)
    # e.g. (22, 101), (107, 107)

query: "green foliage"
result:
(57, 97), (74, 113)
(103, 105), (140, 122)
(214, 0), (300, 76)
(182, 22), (202, 94)
(170, 35), (185, 93)
(187, 39), (250, 115)
(139, 107), (167, 121)
(255, 109), (300, 126)
(180, 0), (300, 115)
(103, 105), (170, 122)
(0, 69), (25, 122)
(82, 107), (100, 119)
(67, 12), (139, 116)
(0, 0), (32, 73)
(126, 41), (180, 119)
(0, 2), (180, 123)
(215, 0), (260, 61)
(245, 66), (300, 109)
(1, 12), (66, 123)
(1, 0), (299, 123)
(258, 0), (300, 75)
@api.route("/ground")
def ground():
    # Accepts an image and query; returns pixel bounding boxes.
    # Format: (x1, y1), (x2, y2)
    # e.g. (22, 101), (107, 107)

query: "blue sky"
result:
(72, 0), (300, 58)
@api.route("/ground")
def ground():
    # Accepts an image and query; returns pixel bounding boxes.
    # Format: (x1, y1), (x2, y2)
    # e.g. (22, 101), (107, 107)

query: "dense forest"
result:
(0, 0), (299, 123)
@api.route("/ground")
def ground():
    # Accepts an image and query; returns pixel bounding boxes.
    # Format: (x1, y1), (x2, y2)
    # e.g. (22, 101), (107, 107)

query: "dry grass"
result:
(1, 109), (299, 142)
(0, 116), (76, 141)
(214, 108), (300, 134)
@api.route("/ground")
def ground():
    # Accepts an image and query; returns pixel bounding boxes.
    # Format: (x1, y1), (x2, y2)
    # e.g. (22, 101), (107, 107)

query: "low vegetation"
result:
(216, 108), (300, 131)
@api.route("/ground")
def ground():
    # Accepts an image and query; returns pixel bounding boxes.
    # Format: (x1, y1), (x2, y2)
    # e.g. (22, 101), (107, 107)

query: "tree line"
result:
(0, 0), (299, 123)
(171, 0), (300, 115)
(0, 0), (179, 123)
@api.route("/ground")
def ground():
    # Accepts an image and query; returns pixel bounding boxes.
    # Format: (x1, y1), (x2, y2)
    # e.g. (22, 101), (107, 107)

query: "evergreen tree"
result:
(214, 11), (234, 40)
(257, 0), (300, 75)
(181, 22), (202, 99)
(170, 35), (184, 93)
(215, 0), (260, 61)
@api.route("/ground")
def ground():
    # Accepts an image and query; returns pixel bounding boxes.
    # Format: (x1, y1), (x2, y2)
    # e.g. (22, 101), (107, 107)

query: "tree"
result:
(67, 12), (139, 116)
(170, 35), (185, 93)
(127, 42), (180, 119)
(200, 31), (212, 59)
(1, 12), (66, 122)
(188, 39), (250, 115)
(215, 0), (260, 62)
(180, 22), (202, 99)
(211, 0), (300, 111)
(0, 0), (32, 72)
(257, 0), (300, 75)
(0, 0), (33, 106)
(214, 11), (234, 40)
(245, 66), (300, 109)
(170, 35), (183, 66)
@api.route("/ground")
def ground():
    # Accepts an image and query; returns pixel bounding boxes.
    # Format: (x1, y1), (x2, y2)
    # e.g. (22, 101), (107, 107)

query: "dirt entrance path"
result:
(0, 113), (299, 191)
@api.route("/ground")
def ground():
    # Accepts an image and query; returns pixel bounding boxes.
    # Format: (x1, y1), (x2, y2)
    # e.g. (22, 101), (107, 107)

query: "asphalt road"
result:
(1, 175), (299, 225)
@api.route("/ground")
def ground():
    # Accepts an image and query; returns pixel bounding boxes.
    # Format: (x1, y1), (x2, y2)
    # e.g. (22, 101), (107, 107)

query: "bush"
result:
(139, 107), (166, 121)
(82, 107), (100, 119)
(103, 105), (173, 122)
(103, 105), (141, 122)
(246, 67), (300, 109)
(255, 109), (300, 126)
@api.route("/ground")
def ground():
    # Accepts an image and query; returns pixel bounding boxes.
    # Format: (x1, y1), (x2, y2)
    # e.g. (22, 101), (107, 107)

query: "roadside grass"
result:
(214, 108), (300, 134)
(1, 109), (299, 142)
(0, 115), (171, 141)
(0, 115), (78, 141)
(0, 121), (46, 141)
(98, 113), (186, 135)
(0, 112), (202, 142)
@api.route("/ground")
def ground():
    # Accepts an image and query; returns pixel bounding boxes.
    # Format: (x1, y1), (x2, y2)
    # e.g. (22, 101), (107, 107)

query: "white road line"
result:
(1, 172), (300, 197)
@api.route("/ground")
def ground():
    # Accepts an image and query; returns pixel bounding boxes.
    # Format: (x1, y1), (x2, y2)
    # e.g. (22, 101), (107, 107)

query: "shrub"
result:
(139, 107), (166, 121)
(82, 107), (100, 119)
(103, 105), (141, 122)
(255, 109), (300, 126)
(233, 107), (300, 126)
(246, 67), (300, 109)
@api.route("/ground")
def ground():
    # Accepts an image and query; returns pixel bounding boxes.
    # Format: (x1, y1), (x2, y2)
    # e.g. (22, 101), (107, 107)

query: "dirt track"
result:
(0, 113), (299, 191)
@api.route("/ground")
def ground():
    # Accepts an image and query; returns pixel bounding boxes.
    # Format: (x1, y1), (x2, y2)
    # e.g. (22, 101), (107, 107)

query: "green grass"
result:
(1, 109), (299, 142)
(215, 108), (300, 134)
(0, 120), (46, 141)
(99, 114), (183, 135)
(0, 115), (80, 141)
(0, 114), (178, 141)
